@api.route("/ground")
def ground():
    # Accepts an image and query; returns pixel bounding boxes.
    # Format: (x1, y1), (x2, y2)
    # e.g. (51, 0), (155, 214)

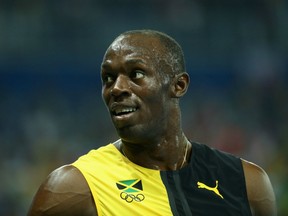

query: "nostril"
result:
(110, 87), (131, 97)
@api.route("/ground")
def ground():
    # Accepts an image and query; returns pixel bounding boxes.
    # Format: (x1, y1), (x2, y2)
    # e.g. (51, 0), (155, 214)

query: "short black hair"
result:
(119, 29), (186, 75)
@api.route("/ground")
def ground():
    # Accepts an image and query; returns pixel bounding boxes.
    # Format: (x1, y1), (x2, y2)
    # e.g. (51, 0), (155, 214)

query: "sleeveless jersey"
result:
(72, 142), (252, 216)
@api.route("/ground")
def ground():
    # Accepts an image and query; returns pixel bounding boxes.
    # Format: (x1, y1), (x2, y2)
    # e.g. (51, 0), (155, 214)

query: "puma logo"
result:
(197, 180), (224, 199)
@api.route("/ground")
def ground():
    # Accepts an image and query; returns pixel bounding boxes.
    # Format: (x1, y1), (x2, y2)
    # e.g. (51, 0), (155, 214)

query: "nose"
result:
(110, 75), (131, 98)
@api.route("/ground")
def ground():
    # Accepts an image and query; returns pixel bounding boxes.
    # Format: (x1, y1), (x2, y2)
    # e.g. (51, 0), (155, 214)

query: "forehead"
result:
(104, 34), (165, 61)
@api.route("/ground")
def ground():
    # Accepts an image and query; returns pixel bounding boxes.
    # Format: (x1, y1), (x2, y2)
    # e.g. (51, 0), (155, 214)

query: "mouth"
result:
(111, 106), (138, 117)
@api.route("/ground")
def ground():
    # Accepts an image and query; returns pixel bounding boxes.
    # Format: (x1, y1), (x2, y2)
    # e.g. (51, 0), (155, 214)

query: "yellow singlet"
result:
(72, 144), (173, 216)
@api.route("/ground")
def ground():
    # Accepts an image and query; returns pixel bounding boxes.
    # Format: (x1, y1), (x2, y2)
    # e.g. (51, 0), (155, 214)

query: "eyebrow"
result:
(101, 58), (147, 68)
(125, 58), (147, 65)
(101, 61), (112, 69)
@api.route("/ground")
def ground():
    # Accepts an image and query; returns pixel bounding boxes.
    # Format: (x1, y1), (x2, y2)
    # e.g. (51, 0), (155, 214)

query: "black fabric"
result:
(161, 171), (193, 216)
(161, 142), (252, 216)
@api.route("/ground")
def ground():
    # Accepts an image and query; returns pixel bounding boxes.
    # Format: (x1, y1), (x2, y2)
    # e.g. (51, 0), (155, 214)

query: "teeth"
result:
(114, 107), (136, 115)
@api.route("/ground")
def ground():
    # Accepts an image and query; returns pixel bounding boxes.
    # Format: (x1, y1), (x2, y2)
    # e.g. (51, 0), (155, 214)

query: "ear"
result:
(171, 72), (190, 98)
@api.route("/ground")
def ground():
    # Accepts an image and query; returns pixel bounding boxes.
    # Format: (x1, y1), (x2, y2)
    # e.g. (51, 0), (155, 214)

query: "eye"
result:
(131, 70), (145, 80)
(102, 74), (115, 84)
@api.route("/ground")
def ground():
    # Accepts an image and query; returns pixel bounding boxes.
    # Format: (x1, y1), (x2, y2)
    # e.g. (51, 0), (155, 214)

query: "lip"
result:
(112, 110), (138, 123)
(110, 103), (139, 118)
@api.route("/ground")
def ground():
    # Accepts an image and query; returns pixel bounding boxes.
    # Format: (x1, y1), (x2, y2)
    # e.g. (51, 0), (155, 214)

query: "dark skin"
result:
(28, 32), (276, 216)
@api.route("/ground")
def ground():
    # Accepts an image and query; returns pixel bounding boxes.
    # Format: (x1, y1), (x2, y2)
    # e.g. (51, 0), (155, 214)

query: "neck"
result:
(117, 132), (191, 170)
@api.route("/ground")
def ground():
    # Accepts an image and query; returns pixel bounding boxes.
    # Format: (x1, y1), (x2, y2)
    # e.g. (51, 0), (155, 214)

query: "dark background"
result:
(1, 0), (287, 215)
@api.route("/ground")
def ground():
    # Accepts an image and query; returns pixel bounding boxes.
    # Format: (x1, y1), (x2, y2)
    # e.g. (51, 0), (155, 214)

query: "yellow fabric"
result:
(72, 144), (173, 216)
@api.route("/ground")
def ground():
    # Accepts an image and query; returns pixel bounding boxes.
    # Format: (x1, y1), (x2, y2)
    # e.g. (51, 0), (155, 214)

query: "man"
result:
(28, 30), (276, 215)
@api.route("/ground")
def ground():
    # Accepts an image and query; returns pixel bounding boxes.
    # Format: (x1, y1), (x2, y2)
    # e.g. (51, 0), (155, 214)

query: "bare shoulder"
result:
(241, 159), (277, 216)
(28, 164), (97, 216)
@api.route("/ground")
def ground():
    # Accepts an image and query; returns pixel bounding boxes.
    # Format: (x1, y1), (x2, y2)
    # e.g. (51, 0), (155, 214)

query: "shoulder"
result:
(241, 159), (277, 216)
(193, 142), (240, 166)
(28, 164), (97, 216)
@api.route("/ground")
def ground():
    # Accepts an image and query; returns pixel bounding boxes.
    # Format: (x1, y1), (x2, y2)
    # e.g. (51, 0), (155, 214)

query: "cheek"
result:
(142, 75), (169, 97)
(101, 88), (110, 105)
(146, 81), (170, 103)
(141, 86), (169, 115)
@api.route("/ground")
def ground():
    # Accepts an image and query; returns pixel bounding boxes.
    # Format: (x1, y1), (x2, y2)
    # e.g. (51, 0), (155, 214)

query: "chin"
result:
(115, 125), (150, 144)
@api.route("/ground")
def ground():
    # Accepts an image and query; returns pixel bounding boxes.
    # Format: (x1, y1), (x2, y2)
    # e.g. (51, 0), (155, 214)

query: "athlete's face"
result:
(101, 34), (173, 142)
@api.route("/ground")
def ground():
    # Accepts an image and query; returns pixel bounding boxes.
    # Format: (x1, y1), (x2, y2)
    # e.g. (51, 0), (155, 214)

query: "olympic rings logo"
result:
(120, 192), (145, 203)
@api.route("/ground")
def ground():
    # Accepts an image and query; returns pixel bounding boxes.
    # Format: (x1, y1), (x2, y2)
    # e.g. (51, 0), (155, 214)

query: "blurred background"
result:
(0, 0), (287, 215)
